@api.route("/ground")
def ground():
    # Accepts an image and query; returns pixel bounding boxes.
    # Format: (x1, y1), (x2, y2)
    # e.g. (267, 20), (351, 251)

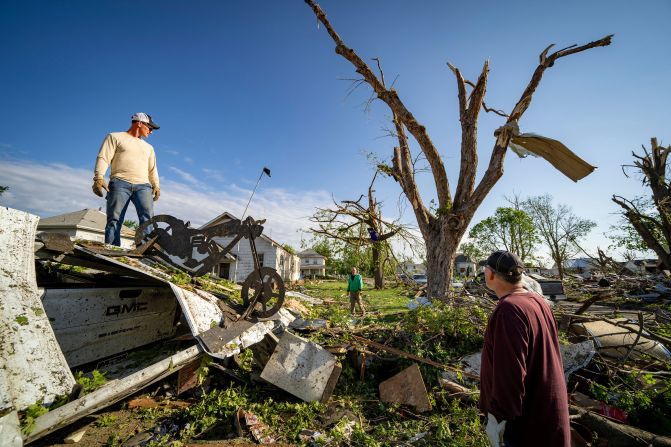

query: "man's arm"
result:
(148, 147), (160, 201)
(92, 134), (115, 197)
(148, 148), (160, 189)
(487, 304), (529, 422)
(94, 134), (116, 180)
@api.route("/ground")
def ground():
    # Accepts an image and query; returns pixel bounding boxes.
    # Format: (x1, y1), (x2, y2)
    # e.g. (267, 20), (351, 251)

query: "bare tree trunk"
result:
(613, 139), (671, 269)
(425, 224), (463, 298)
(552, 243), (565, 280)
(371, 242), (384, 289)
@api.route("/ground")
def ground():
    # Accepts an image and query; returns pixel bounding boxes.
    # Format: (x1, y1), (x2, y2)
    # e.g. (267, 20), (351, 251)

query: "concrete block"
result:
(260, 332), (340, 402)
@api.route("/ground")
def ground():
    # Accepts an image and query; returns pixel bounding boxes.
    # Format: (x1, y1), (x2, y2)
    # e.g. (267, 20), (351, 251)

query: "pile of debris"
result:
(2, 206), (671, 446)
(1, 208), (343, 446)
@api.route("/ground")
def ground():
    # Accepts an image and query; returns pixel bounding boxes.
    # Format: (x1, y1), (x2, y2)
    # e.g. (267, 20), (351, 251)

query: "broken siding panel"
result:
(0, 207), (76, 410)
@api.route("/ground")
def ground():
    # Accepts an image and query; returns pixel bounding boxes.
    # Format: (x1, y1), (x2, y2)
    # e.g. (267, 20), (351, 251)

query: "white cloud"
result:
(168, 166), (202, 187)
(0, 160), (330, 247)
(202, 168), (225, 183)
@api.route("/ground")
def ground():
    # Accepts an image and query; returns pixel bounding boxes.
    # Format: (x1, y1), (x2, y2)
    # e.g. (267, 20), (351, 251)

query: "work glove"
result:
(153, 187), (160, 202)
(92, 178), (108, 197)
(485, 413), (506, 447)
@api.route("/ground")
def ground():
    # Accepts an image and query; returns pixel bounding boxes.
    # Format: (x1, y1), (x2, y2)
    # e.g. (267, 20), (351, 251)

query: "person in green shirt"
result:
(347, 267), (365, 316)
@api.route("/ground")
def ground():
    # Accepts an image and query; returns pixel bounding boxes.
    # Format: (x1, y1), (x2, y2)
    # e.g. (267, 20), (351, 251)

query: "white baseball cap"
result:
(131, 112), (160, 130)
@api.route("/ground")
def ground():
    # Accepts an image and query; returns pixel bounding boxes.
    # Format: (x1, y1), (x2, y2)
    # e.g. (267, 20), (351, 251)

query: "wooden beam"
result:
(25, 345), (203, 443)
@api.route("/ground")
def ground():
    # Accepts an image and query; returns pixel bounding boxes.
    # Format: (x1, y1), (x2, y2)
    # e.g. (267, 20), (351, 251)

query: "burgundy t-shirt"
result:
(479, 291), (570, 446)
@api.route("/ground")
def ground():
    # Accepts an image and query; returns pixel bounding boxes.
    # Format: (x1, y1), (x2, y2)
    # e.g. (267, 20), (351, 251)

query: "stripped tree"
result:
(305, 0), (611, 298)
(613, 138), (671, 270)
(309, 172), (420, 289)
(523, 194), (596, 279)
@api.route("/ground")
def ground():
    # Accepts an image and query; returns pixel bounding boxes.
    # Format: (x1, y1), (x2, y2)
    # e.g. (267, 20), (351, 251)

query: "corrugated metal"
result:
(0, 207), (76, 410)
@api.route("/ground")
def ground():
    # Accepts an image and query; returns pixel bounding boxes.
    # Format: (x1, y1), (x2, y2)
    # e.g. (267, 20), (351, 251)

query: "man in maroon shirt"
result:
(479, 250), (570, 447)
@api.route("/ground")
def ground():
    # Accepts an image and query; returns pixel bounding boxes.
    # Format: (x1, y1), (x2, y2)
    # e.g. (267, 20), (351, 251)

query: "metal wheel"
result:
(134, 214), (183, 247)
(241, 267), (285, 318)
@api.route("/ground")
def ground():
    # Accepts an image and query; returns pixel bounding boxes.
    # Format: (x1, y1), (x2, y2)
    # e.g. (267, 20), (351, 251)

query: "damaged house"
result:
(200, 211), (300, 282)
(622, 258), (660, 275)
(37, 208), (136, 249)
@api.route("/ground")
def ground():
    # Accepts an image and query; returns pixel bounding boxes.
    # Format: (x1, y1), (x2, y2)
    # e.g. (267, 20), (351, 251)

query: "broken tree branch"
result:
(570, 405), (671, 447)
(620, 312), (645, 366)
(305, 0), (452, 211)
(466, 35), (613, 215)
(333, 331), (481, 381)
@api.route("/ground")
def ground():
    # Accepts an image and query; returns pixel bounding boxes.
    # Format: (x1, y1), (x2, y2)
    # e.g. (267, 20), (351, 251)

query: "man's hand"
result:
(92, 178), (108, 197)
(153, 187), (160, 202)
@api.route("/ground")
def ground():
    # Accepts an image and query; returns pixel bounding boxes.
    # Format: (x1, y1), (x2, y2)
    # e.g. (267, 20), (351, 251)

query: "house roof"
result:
(38, 208), (135, 238)
(297, 249), (325, 259)
(631, 259), (658, 266)
(562, 258), (599, 269)
(200, 211), (296, 256)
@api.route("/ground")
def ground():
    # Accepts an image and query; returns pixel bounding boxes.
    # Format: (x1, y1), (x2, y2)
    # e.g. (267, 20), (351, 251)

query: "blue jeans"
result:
(105, 178), (154, 246)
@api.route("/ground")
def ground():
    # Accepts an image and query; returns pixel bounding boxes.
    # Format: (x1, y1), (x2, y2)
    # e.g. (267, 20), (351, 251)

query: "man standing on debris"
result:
(347, 267), (365, 316)
(92, 113), (161, 246)
(479, 250), (569, 447)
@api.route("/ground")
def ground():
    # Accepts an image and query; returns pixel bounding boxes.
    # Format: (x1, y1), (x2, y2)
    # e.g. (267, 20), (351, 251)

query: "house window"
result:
(257, 254), (264, 267)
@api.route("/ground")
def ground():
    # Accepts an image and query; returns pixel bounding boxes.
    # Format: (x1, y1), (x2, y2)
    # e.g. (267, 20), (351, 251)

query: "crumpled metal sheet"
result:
(72, 247), (275, 358)
(510, 133), (596, 182)
(446, 341), (596, 385)
(197, 320), (275, 359)
(0, 207), (76, 411)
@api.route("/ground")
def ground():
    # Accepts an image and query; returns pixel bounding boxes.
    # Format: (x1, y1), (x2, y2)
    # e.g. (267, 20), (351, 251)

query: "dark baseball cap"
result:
(486, 250), (524, 276)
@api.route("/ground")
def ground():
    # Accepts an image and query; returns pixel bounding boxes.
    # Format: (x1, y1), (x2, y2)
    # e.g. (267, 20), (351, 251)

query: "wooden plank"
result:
(37, 232), (74, 253)
(25, 345), (203, 443)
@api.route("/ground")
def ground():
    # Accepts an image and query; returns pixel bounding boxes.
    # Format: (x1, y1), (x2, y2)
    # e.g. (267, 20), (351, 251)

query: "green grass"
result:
(300, 279), (412, 322)
(112, 278), (491, 446)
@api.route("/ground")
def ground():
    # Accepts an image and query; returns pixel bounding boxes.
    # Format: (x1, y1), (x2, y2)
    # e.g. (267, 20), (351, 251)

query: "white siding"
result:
(210, 236), (300, 283)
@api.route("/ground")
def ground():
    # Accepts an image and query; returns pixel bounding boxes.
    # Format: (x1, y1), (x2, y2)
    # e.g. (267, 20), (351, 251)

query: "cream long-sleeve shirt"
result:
(94, 132), (160, 188)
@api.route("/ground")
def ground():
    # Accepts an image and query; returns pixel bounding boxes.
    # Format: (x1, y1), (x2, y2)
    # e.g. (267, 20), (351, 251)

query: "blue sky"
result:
(1, 0), (670, 262)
